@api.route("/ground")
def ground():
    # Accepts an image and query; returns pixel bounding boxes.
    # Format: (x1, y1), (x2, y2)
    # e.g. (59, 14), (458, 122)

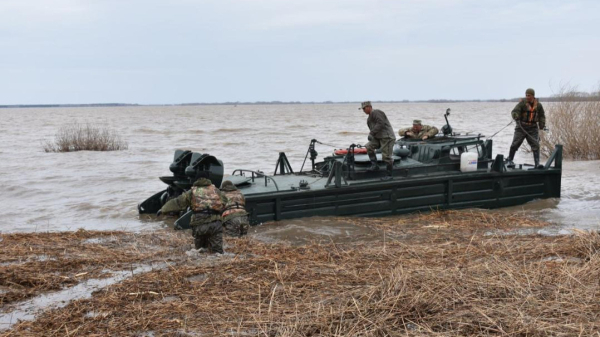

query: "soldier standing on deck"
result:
(398, 120), (439, 140)
(220, 180), (249, 237)
(506, 88), (546, 168)
(360, 101), (396, 181)
(156, 172), (227, 254)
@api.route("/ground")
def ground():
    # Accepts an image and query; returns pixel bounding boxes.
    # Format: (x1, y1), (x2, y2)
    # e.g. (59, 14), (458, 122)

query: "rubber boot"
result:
(380, 162), (393, 181)
(506, 148), (516, 167)
(367, 153), (379, 171)
(533, 151), (541, 169)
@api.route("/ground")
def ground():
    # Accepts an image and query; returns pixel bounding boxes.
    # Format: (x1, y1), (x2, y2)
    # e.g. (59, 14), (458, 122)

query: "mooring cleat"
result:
(380, 175), (393, 181)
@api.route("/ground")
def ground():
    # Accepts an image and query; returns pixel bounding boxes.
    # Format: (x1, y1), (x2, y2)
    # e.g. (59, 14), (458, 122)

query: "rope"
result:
(488, 119), (540, 147)
(489, 120), (514, 139)
(516, 120), (540, 147)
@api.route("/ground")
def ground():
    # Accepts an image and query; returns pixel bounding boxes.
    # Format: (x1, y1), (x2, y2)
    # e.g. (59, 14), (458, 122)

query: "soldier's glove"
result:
(368, 135), (373, 142)
(156, 210), (162, 217)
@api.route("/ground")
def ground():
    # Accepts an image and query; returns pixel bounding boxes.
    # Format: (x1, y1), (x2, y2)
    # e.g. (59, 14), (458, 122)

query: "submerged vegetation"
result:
(43, 123), (128, 152)
(540, 85), (600, 160)
(2, 211), (600, 336)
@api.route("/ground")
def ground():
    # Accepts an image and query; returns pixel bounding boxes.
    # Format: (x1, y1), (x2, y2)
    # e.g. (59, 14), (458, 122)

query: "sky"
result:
(1, 0), (599, 105)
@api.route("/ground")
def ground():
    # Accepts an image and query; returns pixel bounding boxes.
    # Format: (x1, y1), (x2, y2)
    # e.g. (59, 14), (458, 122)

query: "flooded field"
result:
(1, 102), (600, 335)
(0, 102), (599, 233)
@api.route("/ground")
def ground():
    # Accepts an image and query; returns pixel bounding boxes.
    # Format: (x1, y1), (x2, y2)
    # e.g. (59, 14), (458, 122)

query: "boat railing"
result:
(544, 144), (563, 169)
(231, 169), (280, 191)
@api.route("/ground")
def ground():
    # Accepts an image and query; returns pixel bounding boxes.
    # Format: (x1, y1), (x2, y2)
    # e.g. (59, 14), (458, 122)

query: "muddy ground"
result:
(1, 210), (600, 336)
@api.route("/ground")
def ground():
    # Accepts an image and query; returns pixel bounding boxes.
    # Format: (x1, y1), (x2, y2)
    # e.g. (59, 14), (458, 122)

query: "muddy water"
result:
(0, 263), (165, 331)
(0, 103), (599, 233)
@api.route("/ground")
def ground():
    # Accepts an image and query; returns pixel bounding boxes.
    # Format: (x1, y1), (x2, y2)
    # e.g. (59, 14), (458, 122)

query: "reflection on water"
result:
(0, 103), (598, 233)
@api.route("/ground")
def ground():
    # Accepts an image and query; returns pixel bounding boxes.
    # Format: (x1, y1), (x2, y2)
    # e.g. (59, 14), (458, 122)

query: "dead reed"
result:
(43, 123), (128, 152)
(3, 211), (600, 336)
(539, 85), (600, 160)
(0, 229), (189, 306)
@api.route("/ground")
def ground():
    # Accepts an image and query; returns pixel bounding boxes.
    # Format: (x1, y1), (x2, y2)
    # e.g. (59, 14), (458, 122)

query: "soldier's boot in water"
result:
(380, 162), (393, 181)
(367, 153), (380, 171)
(506, 148), (516, 167)
(194, 236), (208, 250)
(533, 150), (541, 169)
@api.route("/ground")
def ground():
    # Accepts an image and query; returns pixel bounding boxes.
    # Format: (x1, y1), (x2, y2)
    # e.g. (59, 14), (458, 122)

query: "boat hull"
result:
(245, 168), (561, 224)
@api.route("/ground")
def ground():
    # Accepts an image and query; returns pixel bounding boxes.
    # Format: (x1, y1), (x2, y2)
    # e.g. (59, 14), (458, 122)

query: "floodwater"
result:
(0, 263), (165, 330)
(0, 103), (599, 233)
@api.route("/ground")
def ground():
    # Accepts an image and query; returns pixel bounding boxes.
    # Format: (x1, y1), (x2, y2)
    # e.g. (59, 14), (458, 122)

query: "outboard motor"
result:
(441, 108), (453, 136)
(182, 153), (224, 188)
(138, 150), (224, 214)
(169, 150), (192, 176)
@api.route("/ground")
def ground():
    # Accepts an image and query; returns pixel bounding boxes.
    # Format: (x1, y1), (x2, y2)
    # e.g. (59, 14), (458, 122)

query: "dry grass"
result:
(3, 211), (600, 336)
(0, 229), (189, 306)
(43, 123), (128, 152)
(539, 85), (600, 160)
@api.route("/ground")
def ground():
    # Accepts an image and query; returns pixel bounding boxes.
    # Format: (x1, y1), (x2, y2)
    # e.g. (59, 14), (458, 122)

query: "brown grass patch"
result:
(539, 85), (600, 160)
(3, 211), (600, 336)
(43, 123), (128, 152)
(0, 229), (188, 306)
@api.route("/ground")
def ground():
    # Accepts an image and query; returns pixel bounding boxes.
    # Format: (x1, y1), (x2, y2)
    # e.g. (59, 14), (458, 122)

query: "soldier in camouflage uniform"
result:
(220, 180), (249, 237)
(507, 88), (546, 168)
(360, 101), (396, 181)
(398, 120), (439, 140)
(157, 174), (227, 254)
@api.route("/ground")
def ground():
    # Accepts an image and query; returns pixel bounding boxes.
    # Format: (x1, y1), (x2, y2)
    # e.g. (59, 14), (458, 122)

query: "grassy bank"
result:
(2, 211), (599, 336)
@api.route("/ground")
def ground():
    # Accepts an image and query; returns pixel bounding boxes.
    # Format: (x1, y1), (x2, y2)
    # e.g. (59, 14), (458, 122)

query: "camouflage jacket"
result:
(398, 125), (439, 139)
(511, 99), (546, 129)
(222, 190), (248, 221)
(160, 178), (227, 226)
(367, 109), (396, 140)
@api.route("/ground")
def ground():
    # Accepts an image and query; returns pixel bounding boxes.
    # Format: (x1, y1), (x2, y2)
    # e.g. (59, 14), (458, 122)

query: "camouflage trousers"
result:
(510, 124), (539, 152)
(366, 137), (395, 165)
(223, 215), (249, 237)
(192, 220), (224, 254)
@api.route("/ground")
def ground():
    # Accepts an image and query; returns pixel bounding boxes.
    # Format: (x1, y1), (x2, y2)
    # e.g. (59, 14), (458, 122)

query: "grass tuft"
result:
(43, 123), (128, 152)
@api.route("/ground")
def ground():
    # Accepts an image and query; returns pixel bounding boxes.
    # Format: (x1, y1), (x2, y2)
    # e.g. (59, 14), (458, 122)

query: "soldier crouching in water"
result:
(220, 180), (249, 237)
(398, 120), (439, 140)
(157, 172), (227, 254)
(506, 88), (546, 168)
(360, 101), (396, 181)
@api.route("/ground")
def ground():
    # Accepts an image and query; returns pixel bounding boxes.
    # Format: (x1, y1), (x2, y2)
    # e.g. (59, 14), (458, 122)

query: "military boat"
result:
(138, 109), (562, 229)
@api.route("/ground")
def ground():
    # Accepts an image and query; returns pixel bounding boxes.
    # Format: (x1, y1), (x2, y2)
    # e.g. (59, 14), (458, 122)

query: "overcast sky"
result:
(1, 0), (599, 104)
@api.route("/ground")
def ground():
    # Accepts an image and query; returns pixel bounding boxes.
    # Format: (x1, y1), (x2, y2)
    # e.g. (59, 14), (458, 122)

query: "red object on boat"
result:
(334, 148), (368, 155)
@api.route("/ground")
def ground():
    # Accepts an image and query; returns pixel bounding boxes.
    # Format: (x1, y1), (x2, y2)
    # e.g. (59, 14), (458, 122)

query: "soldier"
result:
(506, 88), (546, 168)
(156, 172), (227, 254)
(398, 120), (439, 140)
(220, 180), (249, 237)
(360, 101), (396, 181)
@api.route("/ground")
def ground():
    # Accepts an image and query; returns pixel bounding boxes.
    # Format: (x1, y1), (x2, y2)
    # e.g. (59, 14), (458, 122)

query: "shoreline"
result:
(2, 210), (599, 335)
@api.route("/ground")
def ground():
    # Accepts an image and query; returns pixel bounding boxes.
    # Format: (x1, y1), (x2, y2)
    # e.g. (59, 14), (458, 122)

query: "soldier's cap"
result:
(413, 119), (422, 125)
(526, 88), (535, 97)
(359, 101), (372, 110)
(220, 180), (237, 191)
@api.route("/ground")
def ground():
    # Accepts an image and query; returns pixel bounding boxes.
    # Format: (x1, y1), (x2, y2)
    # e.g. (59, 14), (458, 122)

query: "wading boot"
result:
(533, 150), (541, 169)
(367, 153), (380, 172)
(506, 148), (516, 168)
(380, 162), (393, 181)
